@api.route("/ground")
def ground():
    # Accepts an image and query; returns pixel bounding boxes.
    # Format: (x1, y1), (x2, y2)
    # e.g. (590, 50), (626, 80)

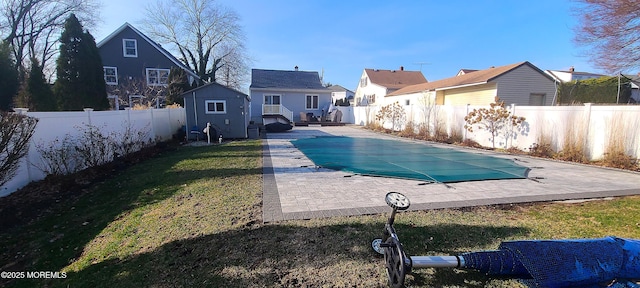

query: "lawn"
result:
(1, 140), (638, 287)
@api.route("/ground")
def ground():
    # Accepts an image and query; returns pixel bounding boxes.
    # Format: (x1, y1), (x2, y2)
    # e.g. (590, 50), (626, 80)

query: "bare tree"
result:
(142, 0), (249, 88)
(106, 78), (167, 109)
(573, 0), (640, 73)
(0, 0), (100, 79)
(0, 112), (38, 187)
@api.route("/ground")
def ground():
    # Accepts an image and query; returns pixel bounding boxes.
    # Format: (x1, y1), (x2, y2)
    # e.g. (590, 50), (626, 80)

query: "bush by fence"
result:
(1, 108), (185, 197)
(341, 103), (640, 162)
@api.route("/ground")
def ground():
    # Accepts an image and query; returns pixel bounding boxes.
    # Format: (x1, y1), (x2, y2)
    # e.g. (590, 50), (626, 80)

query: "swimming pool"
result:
(291, 136), (530, 183)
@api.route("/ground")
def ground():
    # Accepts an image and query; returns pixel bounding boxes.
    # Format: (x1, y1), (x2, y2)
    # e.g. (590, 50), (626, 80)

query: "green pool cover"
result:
(290, 136), (530, 183)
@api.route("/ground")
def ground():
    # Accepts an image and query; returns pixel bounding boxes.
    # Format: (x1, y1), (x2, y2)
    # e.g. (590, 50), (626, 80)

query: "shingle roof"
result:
(388, 61), (547, 96)
(365, 68), (427, 89)
(327, 84), (354, 93)
(250, 69), (328, 90)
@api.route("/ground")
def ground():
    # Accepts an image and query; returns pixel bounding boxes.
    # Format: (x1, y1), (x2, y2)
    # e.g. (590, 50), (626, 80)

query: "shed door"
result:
(529, 93), (545, 106)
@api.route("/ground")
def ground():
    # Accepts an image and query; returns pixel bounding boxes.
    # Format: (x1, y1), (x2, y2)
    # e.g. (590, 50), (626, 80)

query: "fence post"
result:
(510, 103), (516, 148)
(84, 108), (94, 126)
(149, 108), (157, 141)
(583, 103), (592, 158)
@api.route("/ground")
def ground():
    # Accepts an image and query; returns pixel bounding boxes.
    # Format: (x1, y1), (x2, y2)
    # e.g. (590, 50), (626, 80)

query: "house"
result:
(327, 85), (354, 105)
(97, 23), (199, 109)
(387, 61), (557, 106)
(545, 67), (606, 82)
(250, 67), (331, 124)
(183, 82), (250, 140)
(354, 67), (427, 106)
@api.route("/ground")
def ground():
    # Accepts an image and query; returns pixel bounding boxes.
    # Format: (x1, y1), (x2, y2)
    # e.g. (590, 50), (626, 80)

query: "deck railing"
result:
(262, 104), (293, 122)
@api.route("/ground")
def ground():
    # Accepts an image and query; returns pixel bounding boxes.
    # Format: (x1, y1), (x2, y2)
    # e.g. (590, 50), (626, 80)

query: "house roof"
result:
(327, 84), (354, 93)
(365, 68), (427, 89)
(182, 81), (248, 98)
(388, 61), (552, 96)
(96, 22), (200, 80)
(546, 69), (606, 80)
(250, 69), (328, 90)
(457, 69), (478, 76)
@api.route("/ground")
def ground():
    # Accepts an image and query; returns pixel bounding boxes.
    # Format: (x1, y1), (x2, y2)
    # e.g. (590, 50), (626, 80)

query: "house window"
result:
(306, 95), (318, 109)
(146, 68), (170, 86)
(366, 94), (376, 104)
(264, 94), (281, 105)
(360, 77), (368, 87)
(205, 100), (226, 114)
(103, 67), (118, 85)
(123, 39), (137, 57)
(405, 99), (410, 106)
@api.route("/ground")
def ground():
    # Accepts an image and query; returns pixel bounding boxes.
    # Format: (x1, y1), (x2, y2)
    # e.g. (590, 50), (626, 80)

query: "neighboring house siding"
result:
(355, 72), (387, 106)
(100, 27), (177, 84)
(249, 90), (331, 123)
(184, 83), (250, 139)
(493, 65), (556, 106)
(443, 83), (497, 105)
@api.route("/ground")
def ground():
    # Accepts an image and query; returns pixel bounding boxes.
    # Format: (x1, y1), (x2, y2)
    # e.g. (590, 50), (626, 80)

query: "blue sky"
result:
(94, 0), (596, 91)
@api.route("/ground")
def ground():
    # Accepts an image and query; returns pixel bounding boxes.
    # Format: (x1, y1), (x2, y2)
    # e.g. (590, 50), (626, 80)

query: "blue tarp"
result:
(462, 237), (640, 287)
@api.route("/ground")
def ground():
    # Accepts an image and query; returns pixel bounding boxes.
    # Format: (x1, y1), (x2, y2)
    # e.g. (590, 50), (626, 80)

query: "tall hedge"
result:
(557, 76), (632, 105)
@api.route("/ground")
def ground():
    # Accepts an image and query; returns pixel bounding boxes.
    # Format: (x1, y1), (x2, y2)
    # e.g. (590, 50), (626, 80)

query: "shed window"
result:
(123, 39), (137, 57)
(205, 100), (226, 114)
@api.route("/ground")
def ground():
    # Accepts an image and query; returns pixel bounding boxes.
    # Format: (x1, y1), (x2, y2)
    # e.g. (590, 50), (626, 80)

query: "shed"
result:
(183, 82), (250, 140)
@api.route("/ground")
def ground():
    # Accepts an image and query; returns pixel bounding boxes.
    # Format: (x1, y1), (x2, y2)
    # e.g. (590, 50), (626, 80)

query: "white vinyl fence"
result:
(338, 104), (640, 161)
(1, 108), (186, 197)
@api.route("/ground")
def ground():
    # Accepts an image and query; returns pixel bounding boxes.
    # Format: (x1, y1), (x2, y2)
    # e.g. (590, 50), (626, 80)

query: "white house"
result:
(354, 67), (427, 106)
(328, 85), (354, 104)
(545, 67), (606, 82)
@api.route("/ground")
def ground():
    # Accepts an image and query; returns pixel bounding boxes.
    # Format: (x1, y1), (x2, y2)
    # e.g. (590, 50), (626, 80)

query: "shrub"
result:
(398, 121), (416, 137)
(464, 97), (526, 148)
(0, 113), (38, 186)
(529, 143), (555, 158)
(375, 102), (406, 131)
(35, 122), (153, 175)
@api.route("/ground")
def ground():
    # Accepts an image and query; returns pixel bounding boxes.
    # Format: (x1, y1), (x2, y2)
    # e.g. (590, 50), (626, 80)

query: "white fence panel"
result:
(349, 104), (640, 161)
(1, 108), (185, 197)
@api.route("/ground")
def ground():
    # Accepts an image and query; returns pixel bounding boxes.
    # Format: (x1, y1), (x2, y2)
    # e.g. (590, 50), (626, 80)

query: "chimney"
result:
(294, 66), (299, 71)
(569, 66), (575, 73)
(400, 66), (404, 71)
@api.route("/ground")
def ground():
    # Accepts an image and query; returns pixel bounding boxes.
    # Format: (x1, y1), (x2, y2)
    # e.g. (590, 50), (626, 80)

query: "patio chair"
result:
(190, 125), (201, 141)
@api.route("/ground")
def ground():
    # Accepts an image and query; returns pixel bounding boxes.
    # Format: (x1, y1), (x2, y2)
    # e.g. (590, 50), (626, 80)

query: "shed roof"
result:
(250, 69), (328, 90)
(364, 68), (427, 89)
(388, 61), (550, 96)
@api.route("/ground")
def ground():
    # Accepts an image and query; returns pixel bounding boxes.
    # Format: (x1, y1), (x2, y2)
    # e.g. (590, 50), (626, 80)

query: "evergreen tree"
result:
(53, 14), (109, 111)
(15, 59), (57, 111)
(167, 67), (190, 106)
(0, 42), (19, 111)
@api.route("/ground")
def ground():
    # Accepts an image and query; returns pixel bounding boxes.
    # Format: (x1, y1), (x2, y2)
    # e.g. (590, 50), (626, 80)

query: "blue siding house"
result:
(250, 68), (331, 124)
(97, 23), (199, 108)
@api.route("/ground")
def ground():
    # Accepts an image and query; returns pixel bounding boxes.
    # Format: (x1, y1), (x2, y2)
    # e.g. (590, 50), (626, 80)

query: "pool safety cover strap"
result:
(462, 237), (640, 287)
(290, 136), (530, 183)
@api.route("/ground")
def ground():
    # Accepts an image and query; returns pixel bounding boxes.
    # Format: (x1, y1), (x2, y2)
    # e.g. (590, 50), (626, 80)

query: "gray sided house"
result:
(183, 82), (250, 140)
(250, 68), (331, 124)
(97, 23), (199, 108)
